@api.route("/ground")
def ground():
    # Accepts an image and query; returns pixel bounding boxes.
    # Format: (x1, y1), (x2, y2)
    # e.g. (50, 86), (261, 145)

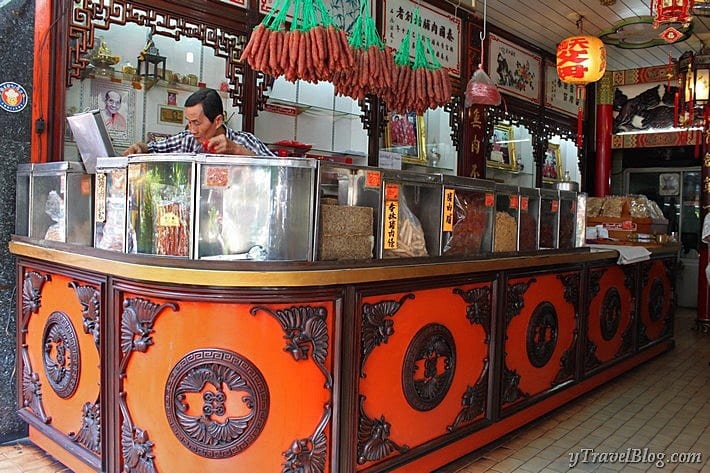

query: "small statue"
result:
(139, 32), (159, 60)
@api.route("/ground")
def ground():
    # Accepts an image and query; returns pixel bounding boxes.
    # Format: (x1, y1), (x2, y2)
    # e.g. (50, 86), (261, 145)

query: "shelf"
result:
(264, 97), (362, 120)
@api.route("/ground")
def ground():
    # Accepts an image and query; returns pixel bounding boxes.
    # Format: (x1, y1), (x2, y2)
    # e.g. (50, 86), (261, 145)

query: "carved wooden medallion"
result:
(402, 323), (456, 411)
(42, 311), (81, 399)
(601, 287), (621, 341)
(648, 279), (664, 322)
(526, 302), (558, 368)
(164, 349), (269, 458)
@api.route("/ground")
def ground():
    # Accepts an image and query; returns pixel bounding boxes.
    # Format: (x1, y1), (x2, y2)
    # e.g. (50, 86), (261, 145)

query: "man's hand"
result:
(123, 142), (148, 156)
(204, 135), (255, 155)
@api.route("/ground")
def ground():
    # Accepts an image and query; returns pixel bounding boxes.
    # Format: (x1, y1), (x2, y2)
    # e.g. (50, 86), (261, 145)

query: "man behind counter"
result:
(123, 88), (274, 156)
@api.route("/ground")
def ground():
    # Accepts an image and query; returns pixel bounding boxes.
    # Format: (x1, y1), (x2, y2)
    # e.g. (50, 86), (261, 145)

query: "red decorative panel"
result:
(116, 289), (338, 472)
(585, 265), (634, 372)
(18, 265), (103, 461)
(355, 281), (491, 470)
(501, 271), (578, 411)
(638, 258), (674, 347)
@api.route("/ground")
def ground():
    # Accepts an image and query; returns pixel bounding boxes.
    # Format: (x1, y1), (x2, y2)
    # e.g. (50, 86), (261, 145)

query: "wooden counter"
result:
(10, 240), (678, 473)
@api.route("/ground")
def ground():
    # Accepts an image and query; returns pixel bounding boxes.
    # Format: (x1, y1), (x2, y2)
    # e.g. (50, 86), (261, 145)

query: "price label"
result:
(95, 173), (106, 222)
(510, 195), (519, 209)
(365, 171), (381, 188)
(552, 200), (559, 213)
(383, 200), (399, 250)
(485, 193), (494, 207)
(385, 183), (399, 201)
(521, 196), (529, 212)
(443, 188), (455, 232)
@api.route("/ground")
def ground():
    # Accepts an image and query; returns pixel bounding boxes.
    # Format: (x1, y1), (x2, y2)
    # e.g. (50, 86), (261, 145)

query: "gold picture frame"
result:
(488, 125), (517, 170)
(158, 105), (185, 125)
(384, 111), (427, 164)
(542, 143), (563, 182)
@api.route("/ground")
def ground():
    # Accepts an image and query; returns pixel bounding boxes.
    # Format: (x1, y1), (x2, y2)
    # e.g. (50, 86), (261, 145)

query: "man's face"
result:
(185, 103), (222, 142)
(105, 91), (122, 115)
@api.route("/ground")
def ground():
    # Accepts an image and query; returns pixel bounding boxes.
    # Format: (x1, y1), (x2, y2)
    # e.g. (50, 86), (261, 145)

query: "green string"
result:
(263, 0), (335, 32)
(425, 37), (442, 70)
(347, 0), (383, 50)
(395, 8), (420, 67)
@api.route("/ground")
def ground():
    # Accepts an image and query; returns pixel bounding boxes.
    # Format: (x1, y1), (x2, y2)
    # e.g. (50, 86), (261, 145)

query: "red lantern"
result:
(557, 35), (607, 147)
(652, 0), (694, 28)
(556, 35), (607, 85)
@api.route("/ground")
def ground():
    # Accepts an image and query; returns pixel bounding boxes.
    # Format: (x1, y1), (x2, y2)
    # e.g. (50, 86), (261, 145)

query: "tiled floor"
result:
(0, 308), (707, 473)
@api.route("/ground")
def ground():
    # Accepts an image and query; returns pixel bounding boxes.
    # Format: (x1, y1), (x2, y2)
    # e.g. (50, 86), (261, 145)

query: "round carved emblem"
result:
(600, 287), (621, 341)
(42, 311), (81, 399)
(402, 323), (456, 411)
(526, 302), (558, 368)
(164, 349), (269, 458)
(648, 278), (664, 322)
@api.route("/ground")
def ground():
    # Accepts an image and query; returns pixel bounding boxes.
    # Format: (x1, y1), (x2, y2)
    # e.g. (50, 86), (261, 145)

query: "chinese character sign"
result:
(383, 0), (461, 76)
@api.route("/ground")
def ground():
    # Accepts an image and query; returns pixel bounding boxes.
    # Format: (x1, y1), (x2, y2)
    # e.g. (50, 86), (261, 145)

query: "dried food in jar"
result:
(443, 192), (490, 255)
(494, 211), (517, 252)
(518, 211), (538, 251)
(155, 201), (189, 256)
(558, 206), (576, 250)
(384, 193), (428, 258)
(629, 195), (651, 219)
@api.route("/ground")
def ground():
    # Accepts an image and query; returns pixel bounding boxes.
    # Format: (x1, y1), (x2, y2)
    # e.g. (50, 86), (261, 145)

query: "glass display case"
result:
(440, 175), (495, 257)
(494, 183), (520, 252)
(379, 170), (443, 259)
(195, 155), (317, 261)
(539, 188), (560, 249)
(127, 154), (197, 257)
(94, 157), (129, 252)
(558, 189), (578, 250)
(518, 186), (540, 252)
(30, 162), (93, 245)
(15, 163), (32, 237)
(315, 162), (382, 260)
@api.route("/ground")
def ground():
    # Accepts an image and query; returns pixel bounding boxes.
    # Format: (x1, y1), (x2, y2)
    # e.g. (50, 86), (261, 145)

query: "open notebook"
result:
(66, 109), (117, 173)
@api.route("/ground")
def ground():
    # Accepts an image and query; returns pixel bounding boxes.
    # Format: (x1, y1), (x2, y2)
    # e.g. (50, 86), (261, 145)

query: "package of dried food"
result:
(600, 196), (626, 218)
(629, 195), (651, 219)
(586, 196), (604, 218)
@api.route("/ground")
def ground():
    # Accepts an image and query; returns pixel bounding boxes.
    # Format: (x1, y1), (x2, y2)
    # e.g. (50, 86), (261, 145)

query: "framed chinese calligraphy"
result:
(260, 0), (364, 32)
(488, 34), (541, 104)
(544, 60), (581, 117)
(488, 125), (517, 171)
(385, 111), (427, 163)
(383, 0), (461, 77)
(542, 143), (563, 182)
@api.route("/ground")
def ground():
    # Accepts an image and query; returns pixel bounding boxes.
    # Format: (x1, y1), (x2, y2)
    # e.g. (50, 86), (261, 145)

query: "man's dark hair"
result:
(184, 88), (224, 122)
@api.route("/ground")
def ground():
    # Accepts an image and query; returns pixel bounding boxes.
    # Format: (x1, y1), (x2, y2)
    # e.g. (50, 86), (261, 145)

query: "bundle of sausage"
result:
(239, 0), (354, 83)
(332, 2), (393, 101)
(381, 7), (451, 116)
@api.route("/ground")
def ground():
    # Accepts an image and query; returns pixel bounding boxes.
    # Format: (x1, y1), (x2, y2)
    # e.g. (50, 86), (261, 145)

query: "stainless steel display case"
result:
(379, 170), (443, 258)
(30, 161), (93, 245)
(440, 175), (495, 257)
(539, 188), (560, 249)
(94, 157), (128, 252)
(558, 189), (578, 250)
(518, 186), (540, 252)
(315, 162), (382, 260)
(15, 163), (32, 237)
(195, 155), (317, 261)
(494, 183), (520, 252)
(127, 154), (197, 257)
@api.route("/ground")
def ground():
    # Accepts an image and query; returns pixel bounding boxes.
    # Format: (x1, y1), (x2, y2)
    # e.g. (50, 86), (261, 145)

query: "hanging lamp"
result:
(556, 16), (607, 147)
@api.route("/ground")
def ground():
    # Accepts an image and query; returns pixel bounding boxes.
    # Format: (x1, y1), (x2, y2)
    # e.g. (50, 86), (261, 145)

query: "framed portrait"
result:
(158, 105), (185, 125)
(542, 143), (563, 182)
(90, 79), (135, 148)
(488, 125), (517, 170)
(384, 111), (427, 163)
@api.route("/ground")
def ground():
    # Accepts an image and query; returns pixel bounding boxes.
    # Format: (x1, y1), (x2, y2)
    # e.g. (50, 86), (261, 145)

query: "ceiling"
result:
(470, 0), (710, 71)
